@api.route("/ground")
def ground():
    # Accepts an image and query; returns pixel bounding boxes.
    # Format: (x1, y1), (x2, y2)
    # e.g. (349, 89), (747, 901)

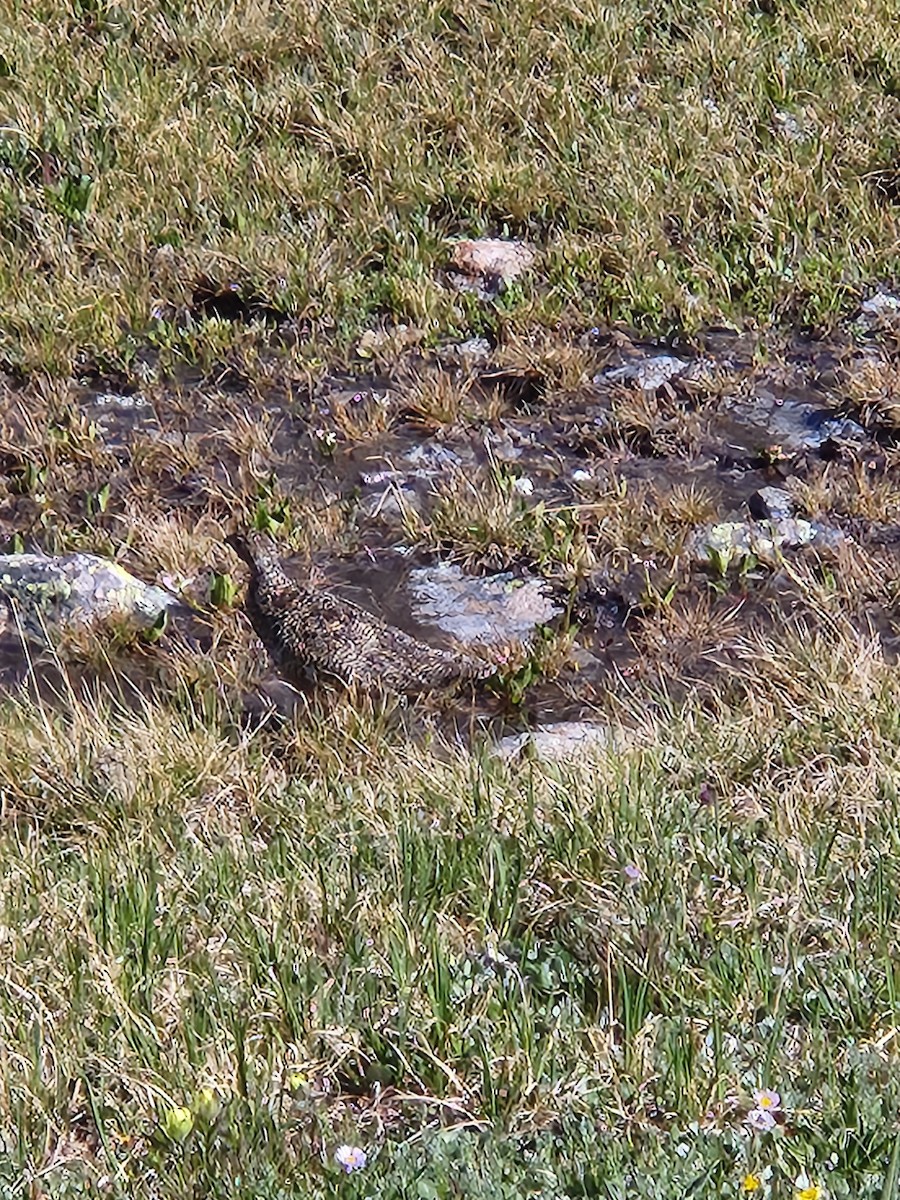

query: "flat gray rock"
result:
(495, 721), (618, 762)
(0, 552), (178, 642)
(723, 393), (867, 453)
(408, 563), (560, 645)
(602, 355), (690, 391)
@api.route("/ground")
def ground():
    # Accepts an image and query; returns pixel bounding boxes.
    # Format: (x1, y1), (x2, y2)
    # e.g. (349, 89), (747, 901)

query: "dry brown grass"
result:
(1, 0), (898, 375)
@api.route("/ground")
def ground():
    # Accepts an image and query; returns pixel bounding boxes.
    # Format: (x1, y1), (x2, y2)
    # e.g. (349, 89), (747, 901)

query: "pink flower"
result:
(746, 1107), (776, 1132)
(335, 1145), (367, 1172)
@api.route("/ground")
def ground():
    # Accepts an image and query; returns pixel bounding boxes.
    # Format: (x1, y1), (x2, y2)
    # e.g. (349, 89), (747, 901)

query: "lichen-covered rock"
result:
(408, 563), (561, 645)
(0, 553), (178, 642)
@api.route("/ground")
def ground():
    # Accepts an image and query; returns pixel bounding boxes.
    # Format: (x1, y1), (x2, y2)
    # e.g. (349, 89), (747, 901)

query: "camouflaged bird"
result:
(225, 531), (491, 694)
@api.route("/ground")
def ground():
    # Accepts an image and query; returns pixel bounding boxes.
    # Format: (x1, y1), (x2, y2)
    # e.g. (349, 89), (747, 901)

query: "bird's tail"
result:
(457, 650), (500, 684)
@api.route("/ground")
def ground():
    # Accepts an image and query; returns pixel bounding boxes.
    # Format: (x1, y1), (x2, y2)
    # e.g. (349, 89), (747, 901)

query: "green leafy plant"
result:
(45, 170), (94, 224)
(209, 571), (239, 608)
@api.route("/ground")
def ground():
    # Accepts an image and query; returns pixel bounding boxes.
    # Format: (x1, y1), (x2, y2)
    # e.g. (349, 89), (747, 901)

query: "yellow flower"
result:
(742, 1174), (762, 1192)
(161, 1105), (193, 1142)
(797, 1188), (822, 1200)
(193, 1087), (221, 1123)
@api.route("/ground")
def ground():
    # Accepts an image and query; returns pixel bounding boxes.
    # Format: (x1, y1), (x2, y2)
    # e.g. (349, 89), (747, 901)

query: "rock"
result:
(859, 290), (900, 329)
(360, 444), (463, 487)
(408, 563), (561, 646)
(92, 392), (149, 410)
(0, 553), (179, 643)
(601, 355), (687, 390)
(359, 444), (467, 524)
(773, 109), (810, 143)
(356, 324), (422, 359)
(689, 518), (847, 569)
(360, 468), (404, 488)
(457, 336), (493, 362)
(402, 443), (463, 475)
(494, 721), (618, 762)
(437, 336), (493, 365)
(358, 484), (422, 522)
(482, 428), (523, 461)
(449, 238), (535, 282)
(791, 415), (866, 452)
(446, 239), (535, 298)
(747, 486), (795, 522)
(722, 393), (867, 455)
(599, 354), (715, 394)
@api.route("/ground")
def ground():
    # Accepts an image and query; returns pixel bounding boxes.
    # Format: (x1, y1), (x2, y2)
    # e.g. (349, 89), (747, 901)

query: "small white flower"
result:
(746, 1107), (776, 1132)
(513, 476), (534, 496)
(335, 1144), (367, 1172)
(754, 1089), (781, 1112)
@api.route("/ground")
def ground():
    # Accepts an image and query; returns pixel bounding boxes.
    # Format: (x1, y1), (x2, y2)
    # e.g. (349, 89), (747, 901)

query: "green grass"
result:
(0, 0), (899, 373)
(1, 615), (900, 1197)
(1, 2), (900, 1196)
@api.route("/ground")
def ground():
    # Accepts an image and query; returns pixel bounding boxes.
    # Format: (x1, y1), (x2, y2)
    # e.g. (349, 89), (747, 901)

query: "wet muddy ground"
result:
(0, 316), (898, 744)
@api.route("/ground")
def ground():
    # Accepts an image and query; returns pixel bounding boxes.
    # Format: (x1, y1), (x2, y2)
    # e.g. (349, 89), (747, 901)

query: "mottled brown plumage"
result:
(225, 532), (490, 694)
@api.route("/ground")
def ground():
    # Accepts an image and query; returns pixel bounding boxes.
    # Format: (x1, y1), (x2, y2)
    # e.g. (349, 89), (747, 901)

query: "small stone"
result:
(448, 238), (535, 284)
(857, 290), (900, 336)
(748, 486), (795, 521)
(402, 443), (463, 475)
(512, 476), (534, 496)
(93, 392), (148, 410)
(360, 488), (422, 522)
(437, 336), (493, 365)
(356, 324), (422, 359)
(495, 721), (619, 762)
(360, 468), (404, 488)
(773, 109), (808, 142)
(860, 290), (900, 324)
(601, 355), (691, 393)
